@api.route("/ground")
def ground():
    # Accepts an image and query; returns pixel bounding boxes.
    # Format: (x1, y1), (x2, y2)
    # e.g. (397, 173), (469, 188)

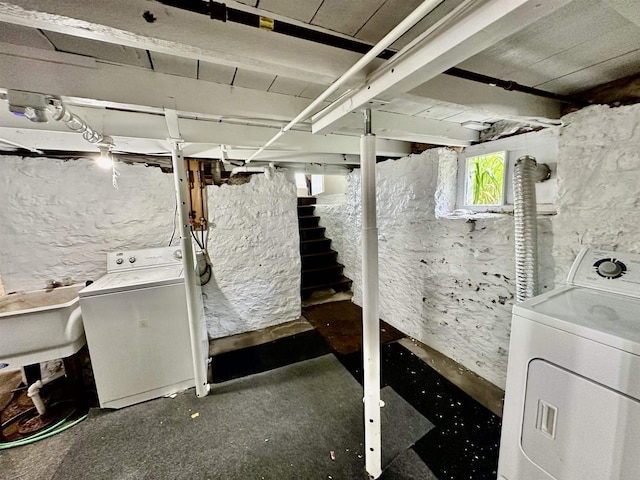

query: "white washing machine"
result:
(79, 247), (196, 409)
(498, 248), (640, 479)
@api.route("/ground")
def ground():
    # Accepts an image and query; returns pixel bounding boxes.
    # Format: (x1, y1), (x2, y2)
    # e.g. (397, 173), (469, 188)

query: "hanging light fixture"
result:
(96, 145), (113, 170)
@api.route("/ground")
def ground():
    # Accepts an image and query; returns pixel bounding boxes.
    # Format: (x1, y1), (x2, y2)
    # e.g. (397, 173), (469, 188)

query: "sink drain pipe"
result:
(513, 155), (550, 303)
(27, 368), (66, 415)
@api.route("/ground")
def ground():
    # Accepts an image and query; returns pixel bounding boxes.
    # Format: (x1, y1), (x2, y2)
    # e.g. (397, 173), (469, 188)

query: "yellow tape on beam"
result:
(259, 16), (274, 31)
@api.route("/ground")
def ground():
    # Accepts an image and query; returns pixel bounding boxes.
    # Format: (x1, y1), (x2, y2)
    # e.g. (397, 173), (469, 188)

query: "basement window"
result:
(463, 152), (506, 208)
(436, 129), (559, 219)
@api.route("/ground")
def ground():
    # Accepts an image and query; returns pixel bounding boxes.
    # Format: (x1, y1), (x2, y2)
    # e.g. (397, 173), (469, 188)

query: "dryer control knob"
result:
(116, 258), (124, 265)
(129, 256), (136, 263)
(174, 250), (183, 260)
(598, 260), (623, 278)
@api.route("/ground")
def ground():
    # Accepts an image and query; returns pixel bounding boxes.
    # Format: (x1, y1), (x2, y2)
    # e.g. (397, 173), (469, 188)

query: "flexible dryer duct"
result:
(513, 155), (548, 303)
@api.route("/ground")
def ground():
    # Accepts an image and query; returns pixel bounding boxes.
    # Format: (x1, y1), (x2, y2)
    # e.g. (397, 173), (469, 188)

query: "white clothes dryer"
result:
(498, 248), (640, 480)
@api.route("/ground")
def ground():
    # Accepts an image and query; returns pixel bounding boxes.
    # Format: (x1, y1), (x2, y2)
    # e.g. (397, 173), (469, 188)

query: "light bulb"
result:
(96, 147), (113, 169)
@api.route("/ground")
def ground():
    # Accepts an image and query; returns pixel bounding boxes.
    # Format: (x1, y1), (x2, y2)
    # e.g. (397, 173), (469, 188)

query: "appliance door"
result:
(522, 359), (640, 479)
(80, 283), (194, 408)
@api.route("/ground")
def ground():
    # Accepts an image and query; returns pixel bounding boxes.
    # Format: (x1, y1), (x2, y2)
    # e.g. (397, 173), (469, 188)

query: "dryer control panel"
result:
(107, 247), (183, 272)
(567, 248), (640, 297)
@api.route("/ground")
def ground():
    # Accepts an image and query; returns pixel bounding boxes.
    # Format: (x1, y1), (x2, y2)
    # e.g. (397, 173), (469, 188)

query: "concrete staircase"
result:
(297, 197), (352, 298)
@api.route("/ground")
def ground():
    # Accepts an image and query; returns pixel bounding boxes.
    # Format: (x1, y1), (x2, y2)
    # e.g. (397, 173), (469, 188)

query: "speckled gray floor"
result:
(2, 354), (432, 480)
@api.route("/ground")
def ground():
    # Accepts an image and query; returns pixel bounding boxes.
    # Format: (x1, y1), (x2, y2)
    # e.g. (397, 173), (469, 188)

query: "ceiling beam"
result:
(0, 102), (412, 158)
(409, 76), (562, 122)
(0, 47), (477, 147)
(337, 110), (478, 147)
(312, 0), (572, 135)
(0, 0), (371, 86)
(0, 44), (313, 122)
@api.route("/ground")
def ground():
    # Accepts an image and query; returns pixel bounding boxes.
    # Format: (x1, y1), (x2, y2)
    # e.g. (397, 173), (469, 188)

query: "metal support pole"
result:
(170, 140), (211, 398)
(361, 109), (382, 478)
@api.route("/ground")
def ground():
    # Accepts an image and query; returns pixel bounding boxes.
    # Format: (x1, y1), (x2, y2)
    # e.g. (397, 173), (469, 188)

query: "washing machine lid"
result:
(514, 286), (640, 356)
(79, 265), (184, 298)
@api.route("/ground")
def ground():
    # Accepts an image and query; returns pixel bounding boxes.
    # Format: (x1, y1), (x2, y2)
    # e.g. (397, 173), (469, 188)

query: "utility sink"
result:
(0, 285), (85, 371)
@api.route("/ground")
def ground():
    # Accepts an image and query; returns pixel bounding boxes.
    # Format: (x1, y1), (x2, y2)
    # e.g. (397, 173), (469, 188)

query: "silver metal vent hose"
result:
(49, 98), (112, 146)
(513, 155), (539, 303)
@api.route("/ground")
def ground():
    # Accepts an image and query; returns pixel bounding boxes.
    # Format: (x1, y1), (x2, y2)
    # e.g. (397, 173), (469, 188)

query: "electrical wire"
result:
(199, 263), (212, 286)
(168, 197), (178, 246)
(190, 230), (205, 250)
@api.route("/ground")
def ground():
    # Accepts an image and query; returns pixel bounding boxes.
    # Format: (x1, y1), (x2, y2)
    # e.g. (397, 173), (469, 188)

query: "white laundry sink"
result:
(0, 285), (85, 371)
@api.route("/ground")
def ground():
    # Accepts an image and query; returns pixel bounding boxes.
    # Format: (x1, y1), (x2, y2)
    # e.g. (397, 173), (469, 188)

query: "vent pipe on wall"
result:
(513, 155), (550, 302)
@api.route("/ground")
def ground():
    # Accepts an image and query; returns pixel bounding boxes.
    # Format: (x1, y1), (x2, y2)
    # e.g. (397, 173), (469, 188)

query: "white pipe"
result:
(170, 140), (211, 399)
(245, 0), (444, 163)
(0, 137), (43, 153)
(27, 368), (66, 415)
(361, 118), (382, 478)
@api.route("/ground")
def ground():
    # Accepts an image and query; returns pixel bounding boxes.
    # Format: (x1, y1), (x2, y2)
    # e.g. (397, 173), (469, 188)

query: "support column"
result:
(170, 140), (211, 399)
(361, 109), (382, 478)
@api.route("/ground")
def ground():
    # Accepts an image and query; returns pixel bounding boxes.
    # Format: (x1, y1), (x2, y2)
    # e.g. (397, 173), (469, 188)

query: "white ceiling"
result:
(0, 0), (638, 162)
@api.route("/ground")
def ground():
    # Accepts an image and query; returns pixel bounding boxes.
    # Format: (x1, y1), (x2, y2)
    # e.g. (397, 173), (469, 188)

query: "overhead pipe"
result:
(245, 0), (444, 163)
(158, 1), (586, 107)
(513, 155), (550, 302)
(444, 68), (590, 107)
(361, 109), (382, 479)
(157, 0), (397, 60)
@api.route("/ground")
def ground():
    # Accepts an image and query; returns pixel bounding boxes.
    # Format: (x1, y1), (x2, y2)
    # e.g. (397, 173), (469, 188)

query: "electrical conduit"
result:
(246, 0), (443, 163)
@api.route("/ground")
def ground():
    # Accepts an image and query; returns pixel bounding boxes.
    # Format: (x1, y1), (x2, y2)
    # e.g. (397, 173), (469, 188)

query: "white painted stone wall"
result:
(319, 103), (640, 389)
(0, 158), (301, 340)
(552, 104), (640, 280)
(0, 156), (175, 293)
(203, 172), (301, 338)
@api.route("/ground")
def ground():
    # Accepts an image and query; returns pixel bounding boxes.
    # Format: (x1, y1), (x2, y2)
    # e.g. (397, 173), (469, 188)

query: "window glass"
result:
(465, 152), (505, 206)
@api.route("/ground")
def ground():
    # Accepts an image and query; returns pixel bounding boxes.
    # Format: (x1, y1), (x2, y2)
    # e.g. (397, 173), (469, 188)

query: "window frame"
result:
(436, 128), (559, 220)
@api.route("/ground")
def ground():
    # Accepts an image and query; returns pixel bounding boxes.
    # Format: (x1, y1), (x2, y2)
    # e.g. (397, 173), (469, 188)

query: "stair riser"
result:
(300, 239), (332, 255)
(301, 278), (352, 298)
(302, 253), (337, 269)
(300, 228), (326, 241)
(298, 217), (320, 228)
(298, 205), (315, 216)
(297, 197), (317, 206)
(302, 268), (344, 288)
